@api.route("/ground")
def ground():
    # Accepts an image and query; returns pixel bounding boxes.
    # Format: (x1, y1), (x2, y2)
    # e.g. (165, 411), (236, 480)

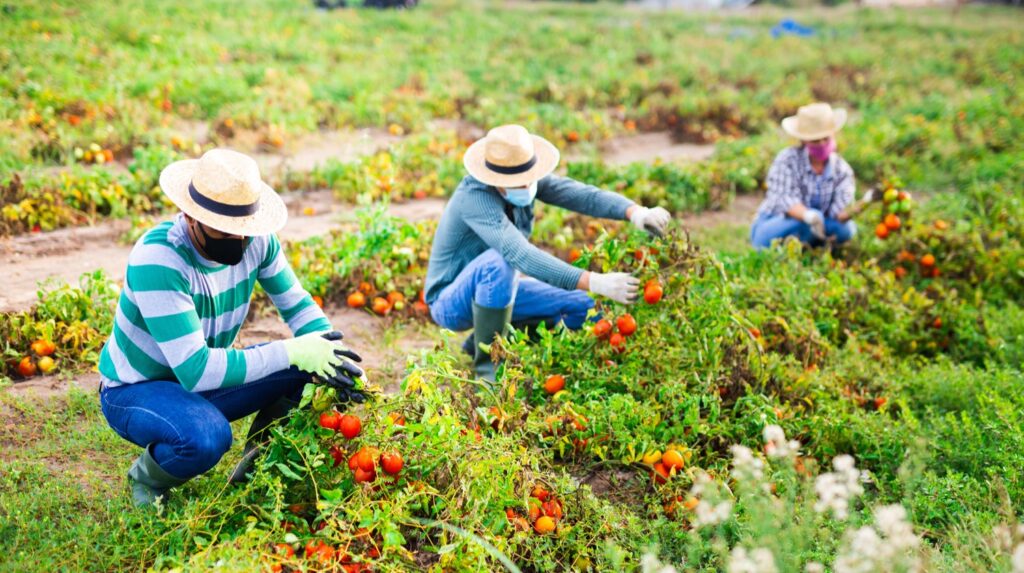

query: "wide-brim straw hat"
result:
(781, 102), (848, 141)
(159, 148), (287, 236)
(463, 124), (560, 188)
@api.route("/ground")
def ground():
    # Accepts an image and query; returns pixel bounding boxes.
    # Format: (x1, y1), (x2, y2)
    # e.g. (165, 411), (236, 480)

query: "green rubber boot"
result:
(470, 301), (513, 383)
(128, 445), (188, 507)
(228, 396), (300, 484)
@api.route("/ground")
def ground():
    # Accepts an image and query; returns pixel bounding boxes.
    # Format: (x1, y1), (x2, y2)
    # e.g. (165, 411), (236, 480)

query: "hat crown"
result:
(191, 149), (263, 207)
(795, 103), (837, 135)
(483, 125), (536, 168)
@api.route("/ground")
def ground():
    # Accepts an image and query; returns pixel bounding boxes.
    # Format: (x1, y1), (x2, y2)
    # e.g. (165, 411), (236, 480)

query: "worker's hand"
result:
(282, 332), (344, 378)
(314, 331), (366, 403)
(629, 206), (672, 237)
(802, 209), (826, 240)
(589, 272), (640, 304)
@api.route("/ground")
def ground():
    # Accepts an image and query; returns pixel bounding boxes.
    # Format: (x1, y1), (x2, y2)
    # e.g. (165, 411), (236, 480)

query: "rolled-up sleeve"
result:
(461, 191), (584, 291)
(535, 175), (635, 220)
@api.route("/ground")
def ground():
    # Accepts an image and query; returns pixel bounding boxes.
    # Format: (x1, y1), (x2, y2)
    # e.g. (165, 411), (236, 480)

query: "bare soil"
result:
(599, 131), (716, 166)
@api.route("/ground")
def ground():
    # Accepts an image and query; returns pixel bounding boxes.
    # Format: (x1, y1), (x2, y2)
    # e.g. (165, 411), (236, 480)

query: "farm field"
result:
(1, 0), (1023, 571)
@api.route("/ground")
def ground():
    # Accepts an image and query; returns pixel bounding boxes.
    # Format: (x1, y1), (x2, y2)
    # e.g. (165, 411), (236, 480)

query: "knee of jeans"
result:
(475, 251), (516, 307)
(182, 418), (233, 472)
(837, 221), (857, 242)
(751, 226), (772, 250)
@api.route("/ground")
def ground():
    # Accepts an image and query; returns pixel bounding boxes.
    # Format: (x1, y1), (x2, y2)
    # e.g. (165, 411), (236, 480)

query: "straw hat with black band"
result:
(159, 148), (287, 237)
(463, 124), (560, 188)
(781, 102), (847, 141)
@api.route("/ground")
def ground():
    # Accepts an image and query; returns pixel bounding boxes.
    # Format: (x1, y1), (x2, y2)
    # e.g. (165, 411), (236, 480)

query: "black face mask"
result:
(197, 222), (251, 266)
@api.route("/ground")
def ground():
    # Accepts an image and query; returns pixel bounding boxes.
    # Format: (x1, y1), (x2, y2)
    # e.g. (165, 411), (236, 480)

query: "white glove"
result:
(859, 189), (874, 204)
(802, 209), (826, 240)
(629, 206), (671, 237)
(589, 272), (640, 304)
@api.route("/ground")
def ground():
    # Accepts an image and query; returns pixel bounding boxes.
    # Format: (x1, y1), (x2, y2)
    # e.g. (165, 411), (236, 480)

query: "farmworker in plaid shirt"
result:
(751, 103), (872, 250)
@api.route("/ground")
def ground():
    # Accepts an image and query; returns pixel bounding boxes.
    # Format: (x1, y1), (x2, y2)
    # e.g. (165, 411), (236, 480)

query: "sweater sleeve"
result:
(763, 150), (803, 215)
(461, 191), (585, 291)
(258, 235), (333, 336)
(125, 261), (289, 392)
(535, 175), (635, 220)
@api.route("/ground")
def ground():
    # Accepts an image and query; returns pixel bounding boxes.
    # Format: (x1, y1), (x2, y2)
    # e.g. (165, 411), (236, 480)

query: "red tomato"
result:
(616, 314), (637, 336)
(338, 415), (362, 439)
(380, 451), (403, 475)
(319, 411), (341, 431)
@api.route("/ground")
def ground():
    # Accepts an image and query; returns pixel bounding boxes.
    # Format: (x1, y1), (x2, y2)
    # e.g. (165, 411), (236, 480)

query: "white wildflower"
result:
(641, 552), (679, 573)
(834, 504), (922, 573)
(693, 499), (733, 529)
(730, 444), (765, 482)
(728, 547), (778, 573)
(814, 454), (866, 520)
(1012, 543), (1024, 573)
(763, 424), (801, 459)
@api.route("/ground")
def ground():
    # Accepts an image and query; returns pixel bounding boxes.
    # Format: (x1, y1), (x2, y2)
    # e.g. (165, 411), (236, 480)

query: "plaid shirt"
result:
(756, 146), (856, 219)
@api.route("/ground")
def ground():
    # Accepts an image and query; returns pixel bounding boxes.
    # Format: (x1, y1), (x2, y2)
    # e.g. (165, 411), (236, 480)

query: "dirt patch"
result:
(252, 129), (404, 178)
(386, 198), (447, 222)
(577, 467), (643, 503)
(429, 118), (484, 143)
(680, 193), (762, 230)
(600, 131), (716, 166)
(2, 372), (101, 400)
(0, 221), (135, 312)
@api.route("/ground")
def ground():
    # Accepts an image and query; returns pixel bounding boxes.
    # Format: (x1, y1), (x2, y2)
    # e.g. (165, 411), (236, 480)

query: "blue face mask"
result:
(503, 182), (537, 207)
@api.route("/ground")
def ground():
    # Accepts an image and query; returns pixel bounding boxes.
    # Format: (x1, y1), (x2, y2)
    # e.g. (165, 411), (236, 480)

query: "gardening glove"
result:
(629, 206), (672, 237)
(589, 272), (640, 304)
(316, 331), (366, 403)
(802, 208), (826, 240)
(282, 331), (345, 378)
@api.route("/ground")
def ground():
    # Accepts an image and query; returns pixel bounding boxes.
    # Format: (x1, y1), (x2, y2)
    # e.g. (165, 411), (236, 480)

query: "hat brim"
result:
(463, 135), (560, 188)
(159, 159), (287, 237)
(781, 108), (848, 141)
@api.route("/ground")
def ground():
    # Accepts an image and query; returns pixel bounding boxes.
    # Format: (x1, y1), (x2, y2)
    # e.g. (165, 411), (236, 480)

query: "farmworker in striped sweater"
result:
(751, 103), (872, 250)
(97, 149), (365, 506)
(425, 124), (673, 381)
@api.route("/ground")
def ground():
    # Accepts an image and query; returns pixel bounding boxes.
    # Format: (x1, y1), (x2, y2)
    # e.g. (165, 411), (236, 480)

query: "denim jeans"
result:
(750, 213), (857, 250)
(429, 249), (595, 332)
(99, 365), (311, 479)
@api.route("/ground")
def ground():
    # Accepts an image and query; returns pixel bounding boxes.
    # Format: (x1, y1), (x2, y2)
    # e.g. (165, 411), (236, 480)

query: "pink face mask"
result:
(806, 138), (836, 162)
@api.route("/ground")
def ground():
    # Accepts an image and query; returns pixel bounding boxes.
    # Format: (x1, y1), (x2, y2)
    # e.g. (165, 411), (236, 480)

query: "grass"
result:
(1, 0), (1023, 571)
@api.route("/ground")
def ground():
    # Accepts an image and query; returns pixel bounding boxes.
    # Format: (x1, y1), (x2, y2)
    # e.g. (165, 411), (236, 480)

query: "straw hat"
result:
(781, 103), (848, 141)
(463, 124), (560, 188)
(159, 148), (287, 236)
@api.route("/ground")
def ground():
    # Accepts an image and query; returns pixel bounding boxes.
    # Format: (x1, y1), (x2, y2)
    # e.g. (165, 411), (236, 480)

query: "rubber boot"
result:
(228, 396), (300, 484)
(461, 316), (558, 357)
(128, 444), (188, 507)
(470, 301), (513, 383)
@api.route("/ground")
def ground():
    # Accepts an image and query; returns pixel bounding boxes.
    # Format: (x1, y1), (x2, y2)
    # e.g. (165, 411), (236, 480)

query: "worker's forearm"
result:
(577, 271), (590, 291)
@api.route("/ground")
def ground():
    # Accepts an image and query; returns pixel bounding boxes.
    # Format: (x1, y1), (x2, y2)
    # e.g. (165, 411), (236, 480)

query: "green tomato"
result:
(311, 386), (335, 412)
(898, 200), (912, 213)
(883, 189), (899, 203)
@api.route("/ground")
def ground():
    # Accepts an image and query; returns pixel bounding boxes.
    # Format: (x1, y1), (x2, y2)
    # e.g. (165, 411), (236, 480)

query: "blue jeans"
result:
(429, 249), (595, 332)
(750, 214), (856, 250)
(99, 366), (311, 479)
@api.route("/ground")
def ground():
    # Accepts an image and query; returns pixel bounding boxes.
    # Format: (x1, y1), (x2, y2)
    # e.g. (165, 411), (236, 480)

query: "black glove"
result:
(318, 331), (366, 403)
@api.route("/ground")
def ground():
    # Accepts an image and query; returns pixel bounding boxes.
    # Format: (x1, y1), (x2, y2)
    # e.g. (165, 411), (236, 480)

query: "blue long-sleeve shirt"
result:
(424, 174), (635, 305)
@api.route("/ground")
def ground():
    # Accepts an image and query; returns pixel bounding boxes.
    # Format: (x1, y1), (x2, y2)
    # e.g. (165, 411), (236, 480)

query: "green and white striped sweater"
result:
(98, 214), (331, 392)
